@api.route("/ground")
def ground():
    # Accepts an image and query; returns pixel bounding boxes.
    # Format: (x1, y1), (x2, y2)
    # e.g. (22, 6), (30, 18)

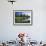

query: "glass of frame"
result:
(13, 10), (33, 25)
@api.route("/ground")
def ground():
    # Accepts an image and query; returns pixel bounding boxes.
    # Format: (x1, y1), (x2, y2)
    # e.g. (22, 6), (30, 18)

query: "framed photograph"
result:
(13, 10), (33, 25)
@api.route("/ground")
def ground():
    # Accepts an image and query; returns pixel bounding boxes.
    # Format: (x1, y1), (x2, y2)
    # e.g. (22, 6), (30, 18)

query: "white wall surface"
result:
(0, 0), (46, 42)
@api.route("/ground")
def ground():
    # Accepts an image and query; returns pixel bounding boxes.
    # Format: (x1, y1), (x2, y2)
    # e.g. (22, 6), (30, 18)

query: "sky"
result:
(15, 12), (31, 16)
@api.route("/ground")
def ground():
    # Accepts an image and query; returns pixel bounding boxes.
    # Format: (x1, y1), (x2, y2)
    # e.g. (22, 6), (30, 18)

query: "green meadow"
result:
(15, 15), (30, 23)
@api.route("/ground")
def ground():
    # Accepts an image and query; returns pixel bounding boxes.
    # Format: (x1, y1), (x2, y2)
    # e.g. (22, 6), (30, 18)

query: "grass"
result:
(15, 16), (30, 23)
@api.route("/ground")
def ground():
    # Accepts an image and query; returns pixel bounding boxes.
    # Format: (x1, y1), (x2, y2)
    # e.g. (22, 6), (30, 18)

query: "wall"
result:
(0, 0), (46, 42)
